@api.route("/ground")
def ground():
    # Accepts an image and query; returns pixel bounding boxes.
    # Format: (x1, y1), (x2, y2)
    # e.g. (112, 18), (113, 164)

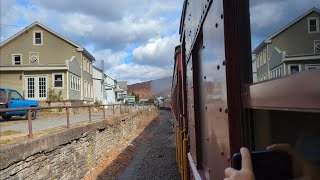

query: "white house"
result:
(93, 66), (107, 104)
(105, 75), (117, 104)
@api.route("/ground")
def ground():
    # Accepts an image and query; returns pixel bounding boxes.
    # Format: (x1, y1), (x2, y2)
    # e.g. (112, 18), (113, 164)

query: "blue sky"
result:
(1, 0), (319, 84)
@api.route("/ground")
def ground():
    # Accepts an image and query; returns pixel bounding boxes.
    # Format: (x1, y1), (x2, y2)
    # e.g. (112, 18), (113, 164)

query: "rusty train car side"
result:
(172, 0), (320, 179)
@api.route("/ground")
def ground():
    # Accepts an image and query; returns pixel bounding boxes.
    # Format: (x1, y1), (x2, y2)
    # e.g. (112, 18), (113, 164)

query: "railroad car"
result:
(171, 0), (320, 179)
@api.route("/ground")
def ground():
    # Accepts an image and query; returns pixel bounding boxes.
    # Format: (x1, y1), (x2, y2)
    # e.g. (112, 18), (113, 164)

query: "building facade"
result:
(0, 22), (95, 102)
(253, 8), (320, 82)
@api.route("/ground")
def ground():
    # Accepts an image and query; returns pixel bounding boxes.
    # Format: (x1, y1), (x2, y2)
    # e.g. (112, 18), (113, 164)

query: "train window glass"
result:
(250, 1), (320, 83)
(249, 1), (320, 179)
(252, 110), (320, 180)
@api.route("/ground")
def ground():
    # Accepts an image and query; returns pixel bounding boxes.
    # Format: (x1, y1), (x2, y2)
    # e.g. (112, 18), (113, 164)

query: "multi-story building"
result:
(0, 22), (95, 103)
(253, 7), (320, 82)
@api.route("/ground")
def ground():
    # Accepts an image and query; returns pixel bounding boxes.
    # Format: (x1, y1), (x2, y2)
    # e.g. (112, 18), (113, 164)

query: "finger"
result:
(240, 147), (253, 170)
(266, 144), (291, 153)
(225, 167), (237, 177)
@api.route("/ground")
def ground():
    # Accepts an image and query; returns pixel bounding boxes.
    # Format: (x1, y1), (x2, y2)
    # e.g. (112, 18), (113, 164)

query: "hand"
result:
(267, 144), (305, 178)
(224, 147), (255, 180)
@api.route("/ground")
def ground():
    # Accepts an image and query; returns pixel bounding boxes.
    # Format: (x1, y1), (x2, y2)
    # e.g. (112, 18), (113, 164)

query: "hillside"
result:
(127, 77), (172, 99)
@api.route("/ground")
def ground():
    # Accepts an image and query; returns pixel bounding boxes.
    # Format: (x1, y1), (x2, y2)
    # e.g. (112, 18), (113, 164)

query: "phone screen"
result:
(232, 150), (293, 180)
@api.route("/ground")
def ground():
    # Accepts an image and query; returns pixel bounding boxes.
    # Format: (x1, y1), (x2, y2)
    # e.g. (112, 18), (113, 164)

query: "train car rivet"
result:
(223, 60), (226, 66)
(225, 108), (228, 113)
(204, 76), (206, 79)
(217, 65), (220, 70)
(215, 23), (218, 28)
(205, 106), (207, 110)
(206, 137), (209, 141)
(208, 169), (211, 173)
(219, 108), (222, 112)
(203, 45), (205, 49)
(221, 151), (224, 156)
(205, 5), (207, 8)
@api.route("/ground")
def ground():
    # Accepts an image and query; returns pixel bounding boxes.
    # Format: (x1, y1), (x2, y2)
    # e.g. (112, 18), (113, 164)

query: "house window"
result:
(53, 74), (63, 88)
(308, 17), (319, 33)
(289, 65), (300, 74)
(12, 54), (22, 65)
(70, 74), (80, 91)
(263, 50), (266, 64)
(33, 31), (43, 45)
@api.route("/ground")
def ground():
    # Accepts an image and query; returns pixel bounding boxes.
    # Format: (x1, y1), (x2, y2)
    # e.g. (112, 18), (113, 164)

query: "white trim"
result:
(307, 17), (319, 33)
(28, 52), (39, 64)
(52, 73), (64, 89)
(0, 66), (68, 71)
(24, 75), (48, 101)
(70, 73), (80, 91)
(305, 64), (320, 70)
(187, 153), (202, 180)
(11, 54), (22, 65)
(66, 71), (69, 99)
(288, 64), (302, 74)
(314, 40), (320, 53)
(33, 30), (43, 45)
(284, 55), (320, 61)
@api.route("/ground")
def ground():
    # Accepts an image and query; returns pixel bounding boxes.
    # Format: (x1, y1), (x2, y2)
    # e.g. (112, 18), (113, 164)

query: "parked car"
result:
(0, 88), (39, 120)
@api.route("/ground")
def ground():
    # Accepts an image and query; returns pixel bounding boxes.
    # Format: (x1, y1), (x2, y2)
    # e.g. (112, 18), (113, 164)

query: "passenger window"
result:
(10, 91), (23, 100)
(249, 1), (320, 179)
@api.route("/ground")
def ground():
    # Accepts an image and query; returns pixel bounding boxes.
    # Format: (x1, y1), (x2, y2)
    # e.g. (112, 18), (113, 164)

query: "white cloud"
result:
(132, 34), (179, 67)
(107, 63), (172, 84)
(250, 2), (284, 29)
(93, 49), (128, 69)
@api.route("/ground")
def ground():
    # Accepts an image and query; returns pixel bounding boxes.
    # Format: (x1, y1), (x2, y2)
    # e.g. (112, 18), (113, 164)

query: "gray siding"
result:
(69, 89), (81, 100)
(269, 48), (283, 70)
(69, 57), (81, 76)
(257, 63), (268, 78)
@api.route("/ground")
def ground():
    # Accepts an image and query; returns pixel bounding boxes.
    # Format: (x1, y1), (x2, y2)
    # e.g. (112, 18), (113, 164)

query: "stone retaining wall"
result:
(0, 107), (158, 180)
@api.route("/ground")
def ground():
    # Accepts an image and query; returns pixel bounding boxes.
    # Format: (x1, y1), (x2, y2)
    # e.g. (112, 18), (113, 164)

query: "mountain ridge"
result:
(127, 76), (172, 99)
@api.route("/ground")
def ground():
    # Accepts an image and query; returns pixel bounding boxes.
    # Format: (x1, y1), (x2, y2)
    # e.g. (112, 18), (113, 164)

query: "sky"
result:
(0, 0), (319, 84)
(0, 0), (183, 84)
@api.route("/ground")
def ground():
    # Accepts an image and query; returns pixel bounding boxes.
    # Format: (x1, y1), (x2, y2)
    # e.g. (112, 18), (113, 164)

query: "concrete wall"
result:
(0, 108), (158, 180)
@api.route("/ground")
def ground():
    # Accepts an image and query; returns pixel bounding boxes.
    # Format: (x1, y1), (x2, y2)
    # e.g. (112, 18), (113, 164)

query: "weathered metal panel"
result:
(243, 70), (320, 112)
(186, 55), (198, 164)
(198, 0), (230, 178)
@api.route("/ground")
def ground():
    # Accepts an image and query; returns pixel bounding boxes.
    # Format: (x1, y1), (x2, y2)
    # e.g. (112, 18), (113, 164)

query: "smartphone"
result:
(232, 150), (293, 180)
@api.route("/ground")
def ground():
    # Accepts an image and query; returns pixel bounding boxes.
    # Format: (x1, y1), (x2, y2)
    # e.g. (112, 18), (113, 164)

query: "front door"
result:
(24, 76), (47, 100)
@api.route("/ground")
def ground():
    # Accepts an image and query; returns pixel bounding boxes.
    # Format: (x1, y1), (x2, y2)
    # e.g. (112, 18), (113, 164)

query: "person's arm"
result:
(224, 147), (255, 180)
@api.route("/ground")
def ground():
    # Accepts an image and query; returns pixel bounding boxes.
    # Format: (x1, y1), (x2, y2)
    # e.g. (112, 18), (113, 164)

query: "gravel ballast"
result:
(115, 109), (180, 180)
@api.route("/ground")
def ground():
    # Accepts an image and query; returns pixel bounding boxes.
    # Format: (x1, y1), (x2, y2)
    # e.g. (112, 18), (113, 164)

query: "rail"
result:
(0, 103), (152, 139)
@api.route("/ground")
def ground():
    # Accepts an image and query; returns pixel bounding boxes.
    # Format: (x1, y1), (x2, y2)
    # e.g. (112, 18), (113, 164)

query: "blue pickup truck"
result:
(0, 88), (39, 120)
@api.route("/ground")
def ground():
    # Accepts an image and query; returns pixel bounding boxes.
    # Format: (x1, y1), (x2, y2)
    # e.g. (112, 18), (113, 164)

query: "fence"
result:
(0, 103), (152, 140)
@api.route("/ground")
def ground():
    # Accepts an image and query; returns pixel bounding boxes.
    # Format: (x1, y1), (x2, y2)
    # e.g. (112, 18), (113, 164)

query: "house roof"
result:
(0, 21), (95, 61)
(253, 7), (320, 54)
